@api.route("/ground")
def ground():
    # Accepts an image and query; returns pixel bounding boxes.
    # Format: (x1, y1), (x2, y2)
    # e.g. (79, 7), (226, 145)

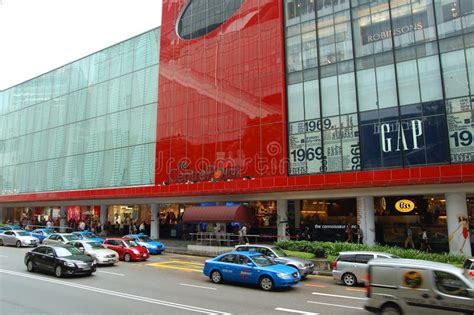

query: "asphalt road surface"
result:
(0, 245), (368, 315)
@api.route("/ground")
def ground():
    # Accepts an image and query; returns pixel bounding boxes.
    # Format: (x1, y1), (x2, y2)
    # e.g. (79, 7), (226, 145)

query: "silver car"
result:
(43, 233), (80, 245)
(0, 230), (39, 247)
(234, 244), (314, 279)
(332, 251), (399, 286)
(67, 240), (119, 265)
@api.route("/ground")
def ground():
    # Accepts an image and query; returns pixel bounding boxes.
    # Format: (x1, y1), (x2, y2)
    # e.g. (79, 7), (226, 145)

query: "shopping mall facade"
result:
(0, 0), (473, 255)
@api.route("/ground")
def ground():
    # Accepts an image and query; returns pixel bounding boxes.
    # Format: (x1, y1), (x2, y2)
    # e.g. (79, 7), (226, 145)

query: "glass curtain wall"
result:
(0, 28), (160, 193)
(285, 0), (474, 175)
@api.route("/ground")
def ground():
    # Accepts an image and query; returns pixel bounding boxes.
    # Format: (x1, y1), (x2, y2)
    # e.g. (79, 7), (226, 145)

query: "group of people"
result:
(345, 224), (364, 244)
(404, 225), (432, 251)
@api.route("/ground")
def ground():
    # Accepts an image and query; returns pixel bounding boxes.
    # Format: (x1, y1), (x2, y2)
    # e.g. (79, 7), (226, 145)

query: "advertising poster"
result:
(446, 97), (474, 163)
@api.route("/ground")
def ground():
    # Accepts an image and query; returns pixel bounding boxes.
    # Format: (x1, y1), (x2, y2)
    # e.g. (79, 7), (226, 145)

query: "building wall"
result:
(285, 0), (474, 175)
(0, 28), (161, 194)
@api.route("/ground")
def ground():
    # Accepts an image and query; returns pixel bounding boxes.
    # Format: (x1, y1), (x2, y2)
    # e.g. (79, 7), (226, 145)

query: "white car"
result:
(67, 240), (119, 265)
(43, 233), (80, 245)
(0, 230), (39, 247)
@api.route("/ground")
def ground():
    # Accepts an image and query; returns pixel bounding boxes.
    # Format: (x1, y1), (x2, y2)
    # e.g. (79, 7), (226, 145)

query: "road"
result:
(0, 245), (368, 315)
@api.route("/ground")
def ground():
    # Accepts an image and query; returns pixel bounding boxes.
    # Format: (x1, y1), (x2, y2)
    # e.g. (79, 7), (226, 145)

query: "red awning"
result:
(182, 206), (252, 223)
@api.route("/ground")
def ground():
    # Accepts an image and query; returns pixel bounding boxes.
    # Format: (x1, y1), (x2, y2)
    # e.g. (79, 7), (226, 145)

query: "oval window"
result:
(177, 0), (245, 40)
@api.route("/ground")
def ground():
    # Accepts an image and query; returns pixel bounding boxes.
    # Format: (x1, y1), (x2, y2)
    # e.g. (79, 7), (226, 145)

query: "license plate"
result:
(142, 254), (147, 257)
(82, 267), (91, 271)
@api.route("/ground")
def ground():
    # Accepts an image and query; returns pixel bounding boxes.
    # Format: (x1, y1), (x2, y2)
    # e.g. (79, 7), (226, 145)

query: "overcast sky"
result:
(0, 0), (162, 90)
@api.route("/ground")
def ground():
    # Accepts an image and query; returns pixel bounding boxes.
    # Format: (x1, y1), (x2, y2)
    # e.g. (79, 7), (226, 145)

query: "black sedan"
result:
(24, 244), (97, 277)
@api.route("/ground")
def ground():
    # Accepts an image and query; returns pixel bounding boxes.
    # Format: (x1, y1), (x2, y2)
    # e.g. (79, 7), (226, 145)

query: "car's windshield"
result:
(124, 240), (138, 247)
(83, 233), (99, 239)
(87, 242), (105, 249)
(252, 255), (276, 267)
(63, 234), (80, 241)
(138, 236), (153, 242)
(272, 247), (287, 257)
(55, 247), (82, 257)
(17, 231), (30, 236)
(43, 230), (53, 235)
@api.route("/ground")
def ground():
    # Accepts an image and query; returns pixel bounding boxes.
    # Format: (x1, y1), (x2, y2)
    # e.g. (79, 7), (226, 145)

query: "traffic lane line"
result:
(311, 292), (367, 300)
(179, 283), (217, 290)
(303, 283), (327, 288)
(275, 307), (319, 314)
(147, 262), (202, 273)
(307, 301), (364, 310)
(345, 288), (366, 293)
(0, 269), (231, 315)
(0, 254), (8, 257)
(96, 270), (125, 276)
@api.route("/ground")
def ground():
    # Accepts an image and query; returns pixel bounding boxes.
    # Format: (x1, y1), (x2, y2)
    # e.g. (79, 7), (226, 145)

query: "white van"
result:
(365, 259), (474, 315)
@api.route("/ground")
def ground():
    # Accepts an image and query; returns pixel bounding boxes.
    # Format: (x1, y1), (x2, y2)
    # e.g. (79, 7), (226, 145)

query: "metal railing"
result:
(188, 232), (263, 246)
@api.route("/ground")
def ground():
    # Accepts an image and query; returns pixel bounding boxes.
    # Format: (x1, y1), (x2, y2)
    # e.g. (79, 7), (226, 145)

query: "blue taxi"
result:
(72, 231), (104, 243)
(30, 228), (55, 243)
(123, 234), (165, 254)
(203, 251), (301, 291)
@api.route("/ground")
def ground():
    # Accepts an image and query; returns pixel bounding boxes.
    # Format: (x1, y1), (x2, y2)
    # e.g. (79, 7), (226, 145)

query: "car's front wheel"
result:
(124, 253), (131, 262)
(16, 241), (22, 248)
(259, 276), (274, 291)
(26, 260), (35, 272)
(342, 272), (357, 286)
(55, 265), (63, 278)
(210, 270), (223, 284)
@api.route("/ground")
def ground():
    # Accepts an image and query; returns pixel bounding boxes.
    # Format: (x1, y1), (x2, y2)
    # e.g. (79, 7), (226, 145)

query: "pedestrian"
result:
(420, 228), (431, 252)
(46, 219), (52, 228)
(239, 224), (249, 244)
(302, 226), (311, 241)
(354, 225), (363, 244)
(139, 221), (146, 233)
(345, 224), (353, 243)
(404, 225), (415, 249)
(78, 220), (86, 231)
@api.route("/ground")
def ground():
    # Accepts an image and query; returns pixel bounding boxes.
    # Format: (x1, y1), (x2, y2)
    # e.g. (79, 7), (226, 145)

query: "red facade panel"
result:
(156, 0), (287, 185)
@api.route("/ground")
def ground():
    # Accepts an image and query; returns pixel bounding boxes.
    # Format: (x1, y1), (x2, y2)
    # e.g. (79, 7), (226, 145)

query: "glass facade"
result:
(0, 28), (160, 193)
(285, 0), (474, 175)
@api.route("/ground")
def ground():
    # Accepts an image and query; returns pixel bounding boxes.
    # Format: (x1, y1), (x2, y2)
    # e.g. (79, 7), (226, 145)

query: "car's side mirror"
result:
(79, 247), (85, 253)
(48, 253), (54, 257)
(247, 262), (255, 267)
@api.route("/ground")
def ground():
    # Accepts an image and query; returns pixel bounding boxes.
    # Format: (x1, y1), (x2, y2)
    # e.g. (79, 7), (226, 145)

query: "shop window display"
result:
(298, 199), (357, 242)
(374, 196), (449, 252)
(249, 201), (277, 234)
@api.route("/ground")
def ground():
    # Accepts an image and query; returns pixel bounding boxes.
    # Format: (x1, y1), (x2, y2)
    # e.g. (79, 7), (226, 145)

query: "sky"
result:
(0, 0), (162, 90)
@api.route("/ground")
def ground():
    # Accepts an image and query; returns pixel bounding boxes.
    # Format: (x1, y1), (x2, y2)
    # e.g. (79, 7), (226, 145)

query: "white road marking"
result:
(179, 283), (217, 290)
(275, 307), (319, 314)
(96, 270), (125, 276)
(307, 301), (364, 310)
(0, 269), (231, 315)
(311, 292), (367, 300)
(0, 255), (8, 258)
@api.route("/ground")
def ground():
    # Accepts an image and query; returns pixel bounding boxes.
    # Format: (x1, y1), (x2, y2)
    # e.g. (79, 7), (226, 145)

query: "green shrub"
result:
(275, 240), (465, 266)
(283, 250), (315, 260)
